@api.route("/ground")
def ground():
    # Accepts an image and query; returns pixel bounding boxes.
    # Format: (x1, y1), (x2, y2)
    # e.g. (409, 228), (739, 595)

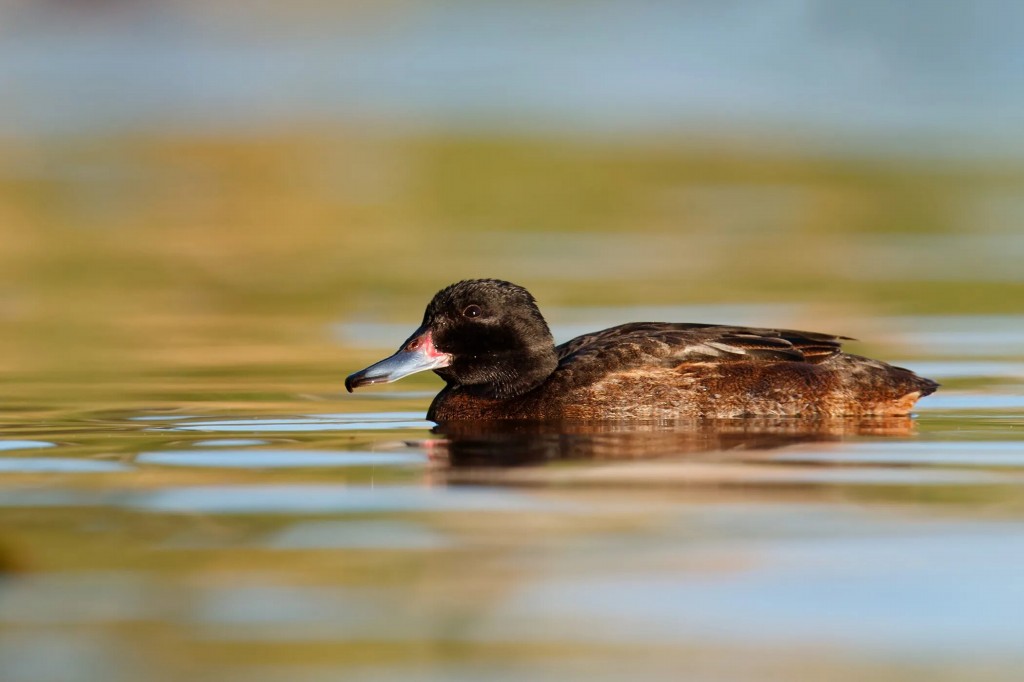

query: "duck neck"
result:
(462, 343), (559, 400)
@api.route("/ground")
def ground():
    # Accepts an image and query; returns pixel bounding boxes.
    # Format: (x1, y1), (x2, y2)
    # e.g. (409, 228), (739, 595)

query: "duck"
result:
(345, 279), (938, 421)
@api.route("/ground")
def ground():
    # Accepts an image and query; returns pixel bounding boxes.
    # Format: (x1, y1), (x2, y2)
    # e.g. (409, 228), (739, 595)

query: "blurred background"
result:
(3, 0), (1023, 397)
(3, 3), (1024, 682)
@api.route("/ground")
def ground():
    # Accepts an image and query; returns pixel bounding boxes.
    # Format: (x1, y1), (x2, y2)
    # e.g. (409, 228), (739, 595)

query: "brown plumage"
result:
(345, 279), (938, 421)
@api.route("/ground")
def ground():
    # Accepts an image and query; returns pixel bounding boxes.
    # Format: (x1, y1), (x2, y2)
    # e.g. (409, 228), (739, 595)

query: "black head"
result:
(346, 279), (559, 399)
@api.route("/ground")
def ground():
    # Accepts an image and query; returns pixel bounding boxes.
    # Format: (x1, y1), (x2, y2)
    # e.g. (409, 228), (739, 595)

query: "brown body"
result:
(428, 322), (937, 421)
(347, 281), (938, 422)
(430, 353), (931, 420)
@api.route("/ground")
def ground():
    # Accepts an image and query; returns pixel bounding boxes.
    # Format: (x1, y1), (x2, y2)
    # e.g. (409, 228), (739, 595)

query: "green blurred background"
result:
(2, 0), (1023, 393)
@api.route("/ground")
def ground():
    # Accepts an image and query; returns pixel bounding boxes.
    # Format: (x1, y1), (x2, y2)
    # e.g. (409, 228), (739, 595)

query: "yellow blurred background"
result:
(2, 0), (1022, 389)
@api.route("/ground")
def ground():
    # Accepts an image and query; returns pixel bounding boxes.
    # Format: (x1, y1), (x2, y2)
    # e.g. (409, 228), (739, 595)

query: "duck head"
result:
(345, 279), (559, 399)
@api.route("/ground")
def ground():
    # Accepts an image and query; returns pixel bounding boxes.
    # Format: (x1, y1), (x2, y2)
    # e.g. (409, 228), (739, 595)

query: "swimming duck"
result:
(345, 279), (937, 420)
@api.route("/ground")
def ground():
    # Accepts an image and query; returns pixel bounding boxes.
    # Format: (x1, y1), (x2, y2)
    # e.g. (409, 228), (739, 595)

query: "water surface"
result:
(3, 98), (1024, 679)
(2, 313), (1024, 682)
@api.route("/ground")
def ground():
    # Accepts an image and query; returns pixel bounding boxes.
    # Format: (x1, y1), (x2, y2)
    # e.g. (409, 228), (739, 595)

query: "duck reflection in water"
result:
(347, 279), (933, 473)
(429, 417), (916, 469)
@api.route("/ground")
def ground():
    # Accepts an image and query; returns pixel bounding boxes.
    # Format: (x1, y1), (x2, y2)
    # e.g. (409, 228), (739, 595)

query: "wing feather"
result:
(551, 322), (850, 391)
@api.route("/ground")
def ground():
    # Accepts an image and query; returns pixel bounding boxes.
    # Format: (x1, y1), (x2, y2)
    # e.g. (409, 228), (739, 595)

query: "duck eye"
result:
(462, 304), (482, 318)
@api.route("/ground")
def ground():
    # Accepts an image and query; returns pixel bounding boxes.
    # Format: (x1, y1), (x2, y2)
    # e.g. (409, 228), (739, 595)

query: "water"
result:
(3, 45), (1024, 676)
(2, 312), (1024, 682)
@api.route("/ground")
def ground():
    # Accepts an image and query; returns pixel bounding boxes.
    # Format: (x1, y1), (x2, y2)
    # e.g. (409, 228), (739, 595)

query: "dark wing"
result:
(552, 322), (850, 389)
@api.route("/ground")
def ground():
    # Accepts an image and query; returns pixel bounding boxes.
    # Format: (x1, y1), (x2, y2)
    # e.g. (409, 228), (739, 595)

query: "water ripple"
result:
(0, 458), (129, 474)
(0, 440), (56, 451)
(776, 441), (1024, 468)
(163, 414), (432, 433)
(136, 449), (425, 469)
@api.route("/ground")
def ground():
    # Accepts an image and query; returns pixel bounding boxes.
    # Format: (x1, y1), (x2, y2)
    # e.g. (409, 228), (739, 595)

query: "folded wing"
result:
(553, 322), (850, 389)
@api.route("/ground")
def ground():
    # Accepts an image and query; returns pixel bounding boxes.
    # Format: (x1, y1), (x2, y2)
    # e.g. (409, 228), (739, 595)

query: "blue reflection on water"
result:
(164, 414), (432, 432)
(136, 449), (425, 469)
(191, 439), (268, 447)
(0, 440), (56, 451)
(133, 486), (558, 515)
(914, 392), (1024, 410)
(492, 528), (1024, 656)
(0, 458), (129, 473)
(775, 441), (1024, 467)
(267, 520), (451, 550)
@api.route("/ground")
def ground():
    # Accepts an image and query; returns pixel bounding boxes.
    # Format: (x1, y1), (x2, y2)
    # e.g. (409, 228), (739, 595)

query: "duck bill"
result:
(345, 328), (451, 392)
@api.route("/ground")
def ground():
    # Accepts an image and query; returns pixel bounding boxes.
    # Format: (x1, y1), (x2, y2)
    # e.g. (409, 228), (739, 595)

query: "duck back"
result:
(428, 323), (937, 420)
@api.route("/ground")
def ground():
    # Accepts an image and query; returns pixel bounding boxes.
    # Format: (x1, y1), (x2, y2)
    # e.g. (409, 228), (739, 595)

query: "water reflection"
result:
(0, 458), (129, 474)
(0, 440), (56, 451)
(432, 417), (916, 468)
(136, 449), (424, 469)
(163, 414), (432, 433)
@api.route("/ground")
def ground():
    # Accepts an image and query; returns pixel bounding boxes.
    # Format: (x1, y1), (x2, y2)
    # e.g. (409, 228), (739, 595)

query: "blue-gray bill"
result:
(345, 328), (451, 392)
